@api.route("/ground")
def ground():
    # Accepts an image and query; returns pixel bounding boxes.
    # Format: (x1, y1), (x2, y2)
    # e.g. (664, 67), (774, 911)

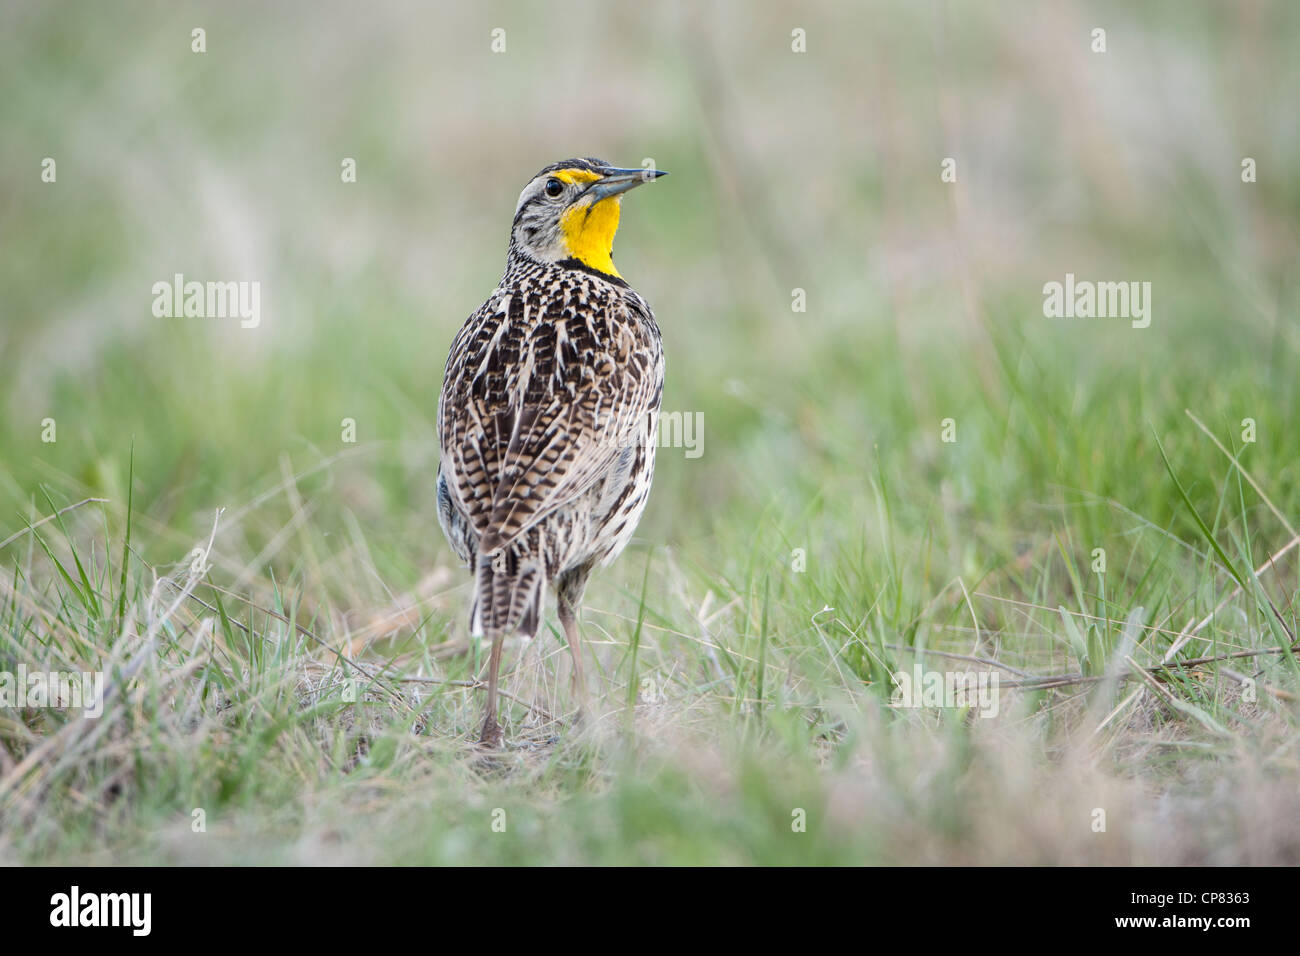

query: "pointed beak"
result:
(586, 167), (668, 202)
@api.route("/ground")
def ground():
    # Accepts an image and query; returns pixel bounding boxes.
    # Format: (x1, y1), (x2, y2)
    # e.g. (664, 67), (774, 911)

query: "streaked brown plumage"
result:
(436, 158), (666, 746)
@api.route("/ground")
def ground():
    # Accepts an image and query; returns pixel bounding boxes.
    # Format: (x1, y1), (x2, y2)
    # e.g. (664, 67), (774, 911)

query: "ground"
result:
(1, 1), (1298, 864)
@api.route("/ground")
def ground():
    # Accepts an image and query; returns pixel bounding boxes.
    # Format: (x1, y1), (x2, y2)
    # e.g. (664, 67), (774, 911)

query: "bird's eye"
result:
(544, 178), (564, 198)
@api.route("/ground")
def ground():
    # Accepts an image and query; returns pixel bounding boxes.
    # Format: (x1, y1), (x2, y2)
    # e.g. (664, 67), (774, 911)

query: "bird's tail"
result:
(469, 547), (544, 643)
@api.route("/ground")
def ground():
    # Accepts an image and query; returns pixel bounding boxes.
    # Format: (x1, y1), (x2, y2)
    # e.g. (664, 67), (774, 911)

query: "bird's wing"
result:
(439, 282), (662, 557)
(437, 299), (510, 537)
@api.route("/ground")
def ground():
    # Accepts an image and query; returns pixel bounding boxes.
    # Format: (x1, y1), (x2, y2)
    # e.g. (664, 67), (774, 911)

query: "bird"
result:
(436, 157), (667, 747)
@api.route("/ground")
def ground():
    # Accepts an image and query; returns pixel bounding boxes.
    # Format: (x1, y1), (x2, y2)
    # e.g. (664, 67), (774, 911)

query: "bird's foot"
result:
(566, 705), (589, 736)
(478, 714), (504, 749)
(569, 681), (590, 727)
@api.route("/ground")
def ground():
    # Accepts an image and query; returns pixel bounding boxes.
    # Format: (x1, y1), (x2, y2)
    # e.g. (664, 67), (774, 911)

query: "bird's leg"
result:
(557, 598), (589, 722)
(479, 630), (506, 747)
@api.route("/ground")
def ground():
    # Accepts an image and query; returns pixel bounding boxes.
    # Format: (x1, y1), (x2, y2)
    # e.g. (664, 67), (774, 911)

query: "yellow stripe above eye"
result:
(549, 168), (602, 185)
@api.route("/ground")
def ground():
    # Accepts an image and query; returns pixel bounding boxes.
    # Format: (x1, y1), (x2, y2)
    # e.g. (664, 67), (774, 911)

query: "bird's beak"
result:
(586, 167), (668, 203)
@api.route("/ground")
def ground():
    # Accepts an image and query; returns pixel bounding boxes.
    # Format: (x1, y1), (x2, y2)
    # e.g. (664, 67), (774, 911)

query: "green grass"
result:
(2, 0), (1300, 864)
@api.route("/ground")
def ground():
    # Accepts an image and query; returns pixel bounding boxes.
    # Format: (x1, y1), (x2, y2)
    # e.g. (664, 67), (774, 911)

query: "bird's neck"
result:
(559, 198), (622, 279)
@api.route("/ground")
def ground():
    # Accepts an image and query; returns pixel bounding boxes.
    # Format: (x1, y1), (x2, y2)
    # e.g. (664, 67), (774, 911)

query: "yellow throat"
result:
(560, 197), (622, 279)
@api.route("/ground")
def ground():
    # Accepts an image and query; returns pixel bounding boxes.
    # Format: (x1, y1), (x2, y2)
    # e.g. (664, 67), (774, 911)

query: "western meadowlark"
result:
(436, 157), (667, 747)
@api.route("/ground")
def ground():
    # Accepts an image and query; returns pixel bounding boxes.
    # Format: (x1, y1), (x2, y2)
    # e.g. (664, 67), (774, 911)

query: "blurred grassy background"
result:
(1, 0), (1299, 864)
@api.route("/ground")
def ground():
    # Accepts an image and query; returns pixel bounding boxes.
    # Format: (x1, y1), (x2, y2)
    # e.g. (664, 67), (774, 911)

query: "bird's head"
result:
(507, 157), (667, 280)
